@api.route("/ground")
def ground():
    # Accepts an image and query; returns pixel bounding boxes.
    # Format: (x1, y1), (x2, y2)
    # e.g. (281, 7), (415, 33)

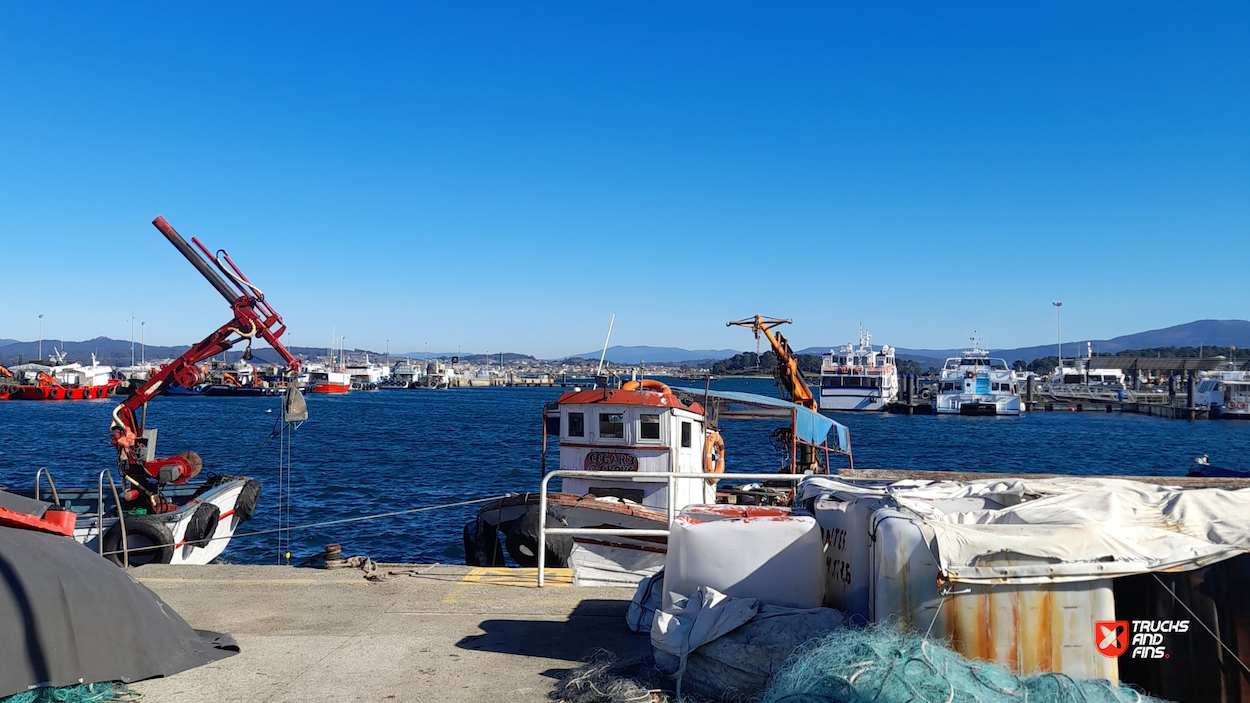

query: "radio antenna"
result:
(596, 313), (616, 377)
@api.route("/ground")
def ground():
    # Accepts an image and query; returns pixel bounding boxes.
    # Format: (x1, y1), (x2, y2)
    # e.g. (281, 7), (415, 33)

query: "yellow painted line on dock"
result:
(441, 567), (573, 603)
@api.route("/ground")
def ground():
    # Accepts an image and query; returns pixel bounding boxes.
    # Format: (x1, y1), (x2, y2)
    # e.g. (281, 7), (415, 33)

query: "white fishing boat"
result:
(14, 471), (262, 566)
(345, 355), (385, 390)
(1194, 368), (1250, 419)
(1045, 343), (1128, 391)
(465, 380), (850, 586)
(818, 326), (899, 411)
(932, 338), (1023, 415)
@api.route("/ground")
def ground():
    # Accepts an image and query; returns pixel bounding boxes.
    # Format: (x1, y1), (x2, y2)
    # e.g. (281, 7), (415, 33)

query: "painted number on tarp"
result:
(584, 452), (639, 472)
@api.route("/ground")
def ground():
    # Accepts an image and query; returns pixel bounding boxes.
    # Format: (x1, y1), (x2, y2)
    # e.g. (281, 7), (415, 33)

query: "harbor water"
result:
(2, 377), (1247, 564)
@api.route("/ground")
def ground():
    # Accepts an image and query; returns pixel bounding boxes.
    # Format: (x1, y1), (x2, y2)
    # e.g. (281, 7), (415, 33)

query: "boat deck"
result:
(129, 563), (642, 703)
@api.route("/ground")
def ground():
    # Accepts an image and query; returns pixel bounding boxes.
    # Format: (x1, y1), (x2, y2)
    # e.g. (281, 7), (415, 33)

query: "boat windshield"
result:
(947, 357), (1009, 370)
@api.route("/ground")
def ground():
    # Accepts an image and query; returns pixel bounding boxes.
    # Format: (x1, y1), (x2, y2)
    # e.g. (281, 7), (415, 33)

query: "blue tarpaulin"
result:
(670, 386), (849, 453)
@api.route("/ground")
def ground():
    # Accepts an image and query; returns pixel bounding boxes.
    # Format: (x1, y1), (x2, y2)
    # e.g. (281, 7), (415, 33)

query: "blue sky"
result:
(2, 3), (1246, 358)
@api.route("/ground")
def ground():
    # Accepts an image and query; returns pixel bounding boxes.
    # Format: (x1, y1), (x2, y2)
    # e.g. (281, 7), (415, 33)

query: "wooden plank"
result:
(836, 469), (1250, 489)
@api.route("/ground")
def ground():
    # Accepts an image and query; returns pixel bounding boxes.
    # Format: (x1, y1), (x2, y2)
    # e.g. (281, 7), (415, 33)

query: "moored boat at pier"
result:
(464, 378), (849, 586)
(818, 326), (898, 411)
(932, 338), (1023, 415)
(1194, 369), (1250, 419)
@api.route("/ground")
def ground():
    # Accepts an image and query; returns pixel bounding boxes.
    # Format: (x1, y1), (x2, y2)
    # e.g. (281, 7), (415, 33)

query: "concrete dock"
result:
(128, 564), (645, 703)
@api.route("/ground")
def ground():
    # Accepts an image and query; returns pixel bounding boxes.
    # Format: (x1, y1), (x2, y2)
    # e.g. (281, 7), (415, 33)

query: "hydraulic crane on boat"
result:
(727, 315), (824, 473)
(727, 315), (818, 412)
(109, 216), (302, 511)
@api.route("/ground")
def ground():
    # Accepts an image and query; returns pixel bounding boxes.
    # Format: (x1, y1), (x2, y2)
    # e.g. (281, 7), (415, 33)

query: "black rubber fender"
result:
(462, 518), (506, 567)
(234, 479), (262, 522)
(101, 515), (175, 566)
(504, 508), (572, 568)
(184, 501), (221, 549)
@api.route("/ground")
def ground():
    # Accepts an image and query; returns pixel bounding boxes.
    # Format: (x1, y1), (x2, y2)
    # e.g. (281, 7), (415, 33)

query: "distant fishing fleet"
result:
(3, 325), (1249, 419)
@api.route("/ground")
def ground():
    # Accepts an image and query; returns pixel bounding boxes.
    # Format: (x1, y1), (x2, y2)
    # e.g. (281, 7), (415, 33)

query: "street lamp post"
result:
(130, 312), (136, 367)
(1053, 302), (1063, 373)
(38, 314), (43, 360)
(141, 322), (145, 364)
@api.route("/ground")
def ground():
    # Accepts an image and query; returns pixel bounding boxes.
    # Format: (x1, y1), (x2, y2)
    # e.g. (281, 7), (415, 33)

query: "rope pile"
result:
(0, 683), (134, 703)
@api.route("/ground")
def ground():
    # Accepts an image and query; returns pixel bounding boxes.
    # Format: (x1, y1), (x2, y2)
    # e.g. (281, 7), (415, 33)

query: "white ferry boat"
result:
(345, 355), (385, 390)
(818, 327), (899, 411)
(933, 338), (1023, 416)
(1194, 369), (1250, 419)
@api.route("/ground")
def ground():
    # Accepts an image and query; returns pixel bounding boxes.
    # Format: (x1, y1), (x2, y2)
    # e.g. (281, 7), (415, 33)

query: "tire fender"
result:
(102, 515), (175, 566)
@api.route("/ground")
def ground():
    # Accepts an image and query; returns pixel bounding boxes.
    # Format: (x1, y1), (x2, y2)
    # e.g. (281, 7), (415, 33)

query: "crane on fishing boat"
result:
(727, 315), (818, 413)
(110, 216), (303, 510)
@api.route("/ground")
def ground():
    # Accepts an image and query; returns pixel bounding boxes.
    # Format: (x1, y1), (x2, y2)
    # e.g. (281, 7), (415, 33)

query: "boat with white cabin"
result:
(1194, 368), (1250, 419)
(932, 338), (1023, 415)
(464, 379), (850, 586)
(818, 326), (899, 411)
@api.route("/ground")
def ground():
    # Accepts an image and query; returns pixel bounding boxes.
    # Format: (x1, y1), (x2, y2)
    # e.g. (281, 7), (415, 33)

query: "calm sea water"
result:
(1, 377), (1246, 564)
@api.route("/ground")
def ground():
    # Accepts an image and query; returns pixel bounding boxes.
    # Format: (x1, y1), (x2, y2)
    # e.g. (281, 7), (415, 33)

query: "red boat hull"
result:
(14, 381), (119, 400)
(310, 383), (351, 394)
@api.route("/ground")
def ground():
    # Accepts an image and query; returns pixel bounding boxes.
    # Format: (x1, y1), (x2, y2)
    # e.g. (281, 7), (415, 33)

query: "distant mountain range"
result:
(799, 319), (1250, 367)
(567, 345), (743, 364)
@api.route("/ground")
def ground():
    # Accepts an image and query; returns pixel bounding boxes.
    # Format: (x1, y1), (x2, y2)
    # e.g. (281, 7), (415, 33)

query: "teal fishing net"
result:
(0, 683), (133, 703)
(759, 623), (1168, 703)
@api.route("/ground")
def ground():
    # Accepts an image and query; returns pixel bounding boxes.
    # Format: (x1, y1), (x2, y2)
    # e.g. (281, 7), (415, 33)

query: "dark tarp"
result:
(0, 491), (51, 518)
(0, 522), (238, 697)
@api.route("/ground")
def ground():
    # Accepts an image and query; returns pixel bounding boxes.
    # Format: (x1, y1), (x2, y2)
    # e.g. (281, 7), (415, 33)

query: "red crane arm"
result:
(110, 217), (301, 478)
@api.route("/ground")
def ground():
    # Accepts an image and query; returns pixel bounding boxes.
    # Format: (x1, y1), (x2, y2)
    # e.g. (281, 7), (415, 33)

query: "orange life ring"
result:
(965, 371), (975, 379)
(621, 379), (672, 394)
(703, 431), (725, 485)
(853, 366), (864, 374)
(839, 365), (849, 374)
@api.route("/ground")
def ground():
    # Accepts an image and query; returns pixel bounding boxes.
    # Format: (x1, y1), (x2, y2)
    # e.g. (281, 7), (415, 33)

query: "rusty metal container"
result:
(869, 507), (1118, 682)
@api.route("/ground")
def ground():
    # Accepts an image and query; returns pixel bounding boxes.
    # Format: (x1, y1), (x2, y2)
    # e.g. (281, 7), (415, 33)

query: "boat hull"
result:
(11, 477), (259, 566)
(934, 392), (1022, 416)
(471, 492), (669, 586)
(13, 381), (118, 400)
(819, 389), (888, 411)
(310, 383), (351, 394)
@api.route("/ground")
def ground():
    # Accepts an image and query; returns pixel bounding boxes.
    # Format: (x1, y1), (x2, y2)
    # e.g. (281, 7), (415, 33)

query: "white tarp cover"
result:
(801, 476), (1250, 585)
(652, 585), (759, 662)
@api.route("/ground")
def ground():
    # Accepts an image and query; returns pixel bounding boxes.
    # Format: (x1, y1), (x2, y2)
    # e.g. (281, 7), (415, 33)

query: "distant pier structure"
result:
(1025, 356), (1229, 420)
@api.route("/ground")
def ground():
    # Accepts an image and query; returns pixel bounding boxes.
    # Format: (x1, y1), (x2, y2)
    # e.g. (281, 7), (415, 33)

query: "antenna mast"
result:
(596, 313), (616, 377)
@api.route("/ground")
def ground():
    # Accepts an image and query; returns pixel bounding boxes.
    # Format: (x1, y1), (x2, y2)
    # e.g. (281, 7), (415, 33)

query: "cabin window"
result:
(599, 412), (625, 439)
(681, 422), (692, 448)
(640, 414), (660, 440)
(567, 412), (584, 437)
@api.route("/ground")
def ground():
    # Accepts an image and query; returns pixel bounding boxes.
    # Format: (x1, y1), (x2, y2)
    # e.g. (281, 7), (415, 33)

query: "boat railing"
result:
(537, 470), (808, 587)
(34, 467), (60, 506)
(97, 470), (129, 567)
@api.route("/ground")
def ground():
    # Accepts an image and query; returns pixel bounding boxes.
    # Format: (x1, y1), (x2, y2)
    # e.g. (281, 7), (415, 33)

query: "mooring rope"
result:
(96, 494), (509, 558)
